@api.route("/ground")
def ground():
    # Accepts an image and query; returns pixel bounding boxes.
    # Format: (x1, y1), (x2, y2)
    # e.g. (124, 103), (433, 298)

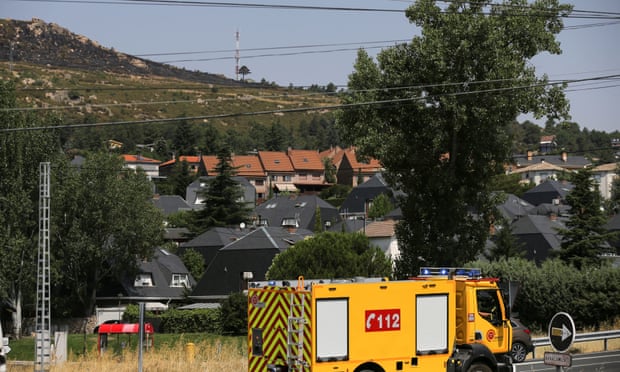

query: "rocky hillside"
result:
(0, 17), (243, 86)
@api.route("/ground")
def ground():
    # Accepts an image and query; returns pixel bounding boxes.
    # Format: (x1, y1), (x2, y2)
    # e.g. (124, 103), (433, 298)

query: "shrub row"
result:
(122, 293), (248, 335)
(476, 258), (620, 331)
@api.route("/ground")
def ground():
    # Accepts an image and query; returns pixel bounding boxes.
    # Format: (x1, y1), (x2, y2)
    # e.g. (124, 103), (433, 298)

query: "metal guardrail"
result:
(531, 329), (620, 358)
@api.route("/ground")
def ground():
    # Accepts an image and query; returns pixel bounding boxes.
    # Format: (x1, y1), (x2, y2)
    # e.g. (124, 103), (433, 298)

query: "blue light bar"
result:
(419, 267), (482, 278)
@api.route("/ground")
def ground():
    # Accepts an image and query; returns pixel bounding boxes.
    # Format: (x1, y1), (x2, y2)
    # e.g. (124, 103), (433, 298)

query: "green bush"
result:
(474, 258), (620, 331)
(123, 304), (221, 334)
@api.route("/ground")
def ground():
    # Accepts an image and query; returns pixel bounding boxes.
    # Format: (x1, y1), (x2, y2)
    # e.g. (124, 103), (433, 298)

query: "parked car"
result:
(93, 319), (123, 334)
(511, 318), (535, 363)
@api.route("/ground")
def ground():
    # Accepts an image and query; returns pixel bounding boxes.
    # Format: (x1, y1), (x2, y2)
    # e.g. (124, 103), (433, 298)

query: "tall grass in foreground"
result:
(10, 338), (248, 372)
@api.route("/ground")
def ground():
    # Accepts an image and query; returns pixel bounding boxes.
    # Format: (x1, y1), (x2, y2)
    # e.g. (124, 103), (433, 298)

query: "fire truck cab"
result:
(247, 267), (513, 372)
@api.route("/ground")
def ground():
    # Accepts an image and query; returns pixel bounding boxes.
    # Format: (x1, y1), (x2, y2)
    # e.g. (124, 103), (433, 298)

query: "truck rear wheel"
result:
(467, 363), (492, 372)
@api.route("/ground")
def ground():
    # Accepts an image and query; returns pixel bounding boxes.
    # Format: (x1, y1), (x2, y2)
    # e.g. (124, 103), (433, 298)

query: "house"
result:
(508, 161), (569, 186)
(495, 194), (535, 222)
(513, 151), (591, 171)
(231, 155), (268, 202)
(185, 176), (256, 209)
(151, 194), (193, 216)
(329, 147), (383, 187)
(510, 214), (566, 264)
(178, 226), (248, 270)
(158, 155), (202, 178)
(257, 150), (298, 194)
(339, 173), (402, 219)
(359, 219), (400, 261)
(591, 162), (618, 200)
(96, 247), (197, 310)
(189, 226), (313, 299)
(520, 179), (574, 206)
(252, 194), (341, 232)
(287, 149), (328, 194)
(121, 154), (161, 180)
(539, 135), (557, 154)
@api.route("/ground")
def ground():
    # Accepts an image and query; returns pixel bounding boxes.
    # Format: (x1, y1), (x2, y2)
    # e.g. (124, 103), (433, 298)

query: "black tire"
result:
(467, 363), (492, 372)
(511, 341), (528, 363)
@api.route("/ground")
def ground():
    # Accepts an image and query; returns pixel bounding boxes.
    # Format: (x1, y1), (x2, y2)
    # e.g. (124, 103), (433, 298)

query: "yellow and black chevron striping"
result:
(248, 287), (312, 372)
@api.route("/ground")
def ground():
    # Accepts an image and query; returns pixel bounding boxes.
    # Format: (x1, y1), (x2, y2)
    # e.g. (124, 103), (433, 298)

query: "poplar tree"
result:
(337, 0), (572, 278)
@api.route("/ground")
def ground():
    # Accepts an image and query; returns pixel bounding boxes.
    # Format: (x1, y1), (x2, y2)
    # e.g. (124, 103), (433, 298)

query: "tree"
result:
(336, 0), (571, 278)
(266, 232), (392, 279)
(238, 65), (251, 82)
(0, 80), (64, 337)
(485, 218), (526, 261)
(51, 152), (165, 316)
(610, 163), (620, 214)
(367, 193), (394, 220)
(181, 248), (205, 282)
(558, 168), (615, 269)
(190, 147), (251, 234)
(168, 160), (196, 197)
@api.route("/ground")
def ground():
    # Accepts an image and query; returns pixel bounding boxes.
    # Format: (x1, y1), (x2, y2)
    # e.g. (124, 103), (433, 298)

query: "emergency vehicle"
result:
(247, 268), (513, 372)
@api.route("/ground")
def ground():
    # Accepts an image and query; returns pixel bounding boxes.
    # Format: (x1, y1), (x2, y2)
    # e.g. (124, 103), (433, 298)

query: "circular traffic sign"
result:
(548, 312), (575, 352)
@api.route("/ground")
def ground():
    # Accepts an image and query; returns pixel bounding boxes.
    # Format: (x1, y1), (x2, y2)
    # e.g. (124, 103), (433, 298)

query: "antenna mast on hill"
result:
(235, 29), (240, 80)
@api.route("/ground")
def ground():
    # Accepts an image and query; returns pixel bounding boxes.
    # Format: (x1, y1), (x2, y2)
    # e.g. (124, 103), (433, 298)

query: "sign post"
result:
(544, 312), (575, 370)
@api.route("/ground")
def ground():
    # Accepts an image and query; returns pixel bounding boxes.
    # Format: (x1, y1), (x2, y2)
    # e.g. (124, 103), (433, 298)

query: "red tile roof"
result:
(287, 149), (324, 171)
(232, 155), (265, 177)
(258, 151), (294, 172)
(121, 154), (160, 164)
(343, 148), (382, 171)
(201, 155), (219, 174)
(160, 155), (201, 167)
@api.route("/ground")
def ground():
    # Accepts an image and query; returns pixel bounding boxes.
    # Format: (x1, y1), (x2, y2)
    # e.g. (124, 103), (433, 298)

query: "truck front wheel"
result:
(467, 363), (492, 372)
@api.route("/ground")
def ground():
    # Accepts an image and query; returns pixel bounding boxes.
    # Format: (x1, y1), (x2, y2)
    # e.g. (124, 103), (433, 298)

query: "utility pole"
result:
(35, 162), (51, 372)
(235, 29), (240, 80)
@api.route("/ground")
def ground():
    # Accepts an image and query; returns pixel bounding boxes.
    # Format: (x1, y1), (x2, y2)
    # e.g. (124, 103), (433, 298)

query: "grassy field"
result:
(7, 333), (247, 372)
(6, 330), (619, 370)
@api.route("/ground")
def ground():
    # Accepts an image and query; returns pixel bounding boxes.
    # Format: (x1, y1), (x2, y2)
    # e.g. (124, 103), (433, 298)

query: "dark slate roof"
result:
(181, 227), (247, 249)
(529, 203), (571, 218)
(253, 194), (341, 231)
(604, 214), (620, 231)
(186, 176), (256, 208)
(99, 248), (196, 301)
(190, 227), (313, 298)
(339, 173), (404, 215)
(163, 227), (191, 241)
(521, 180), (574, 206)
(511, 215), (565, 250)
(514, 153), (591, 169)
(496, 194), (534, 221)
(151, 195), (192, 216)
(220, 226), (313, 251)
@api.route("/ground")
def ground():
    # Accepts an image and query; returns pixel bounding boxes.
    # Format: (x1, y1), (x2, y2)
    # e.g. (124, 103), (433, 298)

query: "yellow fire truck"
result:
(247, 268), (513, 372)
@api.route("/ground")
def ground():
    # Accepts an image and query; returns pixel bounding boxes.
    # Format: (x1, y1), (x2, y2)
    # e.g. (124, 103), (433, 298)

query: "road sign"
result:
(548, 312), (575, 352)
(544, 351), (572, 367)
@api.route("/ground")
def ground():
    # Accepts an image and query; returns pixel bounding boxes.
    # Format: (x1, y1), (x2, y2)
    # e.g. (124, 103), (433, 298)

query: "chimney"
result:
(549, 212), (557, 221)
(561, 151), (567, 162)
(527, 150), (533, 161)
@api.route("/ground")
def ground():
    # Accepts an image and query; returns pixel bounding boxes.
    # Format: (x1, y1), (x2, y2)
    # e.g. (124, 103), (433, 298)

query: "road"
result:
(515, 351), (620, 371)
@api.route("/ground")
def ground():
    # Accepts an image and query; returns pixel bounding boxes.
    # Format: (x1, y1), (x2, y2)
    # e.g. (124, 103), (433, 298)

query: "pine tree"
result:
(559, 168), (614, 269)
(190, 147), (251, 234)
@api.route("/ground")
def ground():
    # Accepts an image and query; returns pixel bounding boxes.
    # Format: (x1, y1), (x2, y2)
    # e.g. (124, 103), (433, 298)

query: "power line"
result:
(3, 74), (618, 132)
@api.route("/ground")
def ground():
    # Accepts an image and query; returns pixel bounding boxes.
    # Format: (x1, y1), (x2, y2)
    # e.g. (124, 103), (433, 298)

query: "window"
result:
(171, 274), (190, 288)
(299, 173), (307, 180)
(255, 179), (264, 186)
(283, 175), (292, 182)
(134, 273), (154, 287)
(477, 289), (501, 323)
(271, 175), (278, 181)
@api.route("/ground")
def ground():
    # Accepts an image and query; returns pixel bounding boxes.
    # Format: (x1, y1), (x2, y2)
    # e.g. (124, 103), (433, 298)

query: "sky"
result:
(2, 0), (619, 133)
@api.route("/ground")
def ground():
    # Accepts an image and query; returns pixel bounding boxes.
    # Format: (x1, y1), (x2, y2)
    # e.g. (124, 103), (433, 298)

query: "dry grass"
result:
(9, 339), (248, 372)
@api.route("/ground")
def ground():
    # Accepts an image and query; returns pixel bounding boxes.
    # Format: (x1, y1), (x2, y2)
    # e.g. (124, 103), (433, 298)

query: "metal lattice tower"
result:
(35, 162), (51, 372)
